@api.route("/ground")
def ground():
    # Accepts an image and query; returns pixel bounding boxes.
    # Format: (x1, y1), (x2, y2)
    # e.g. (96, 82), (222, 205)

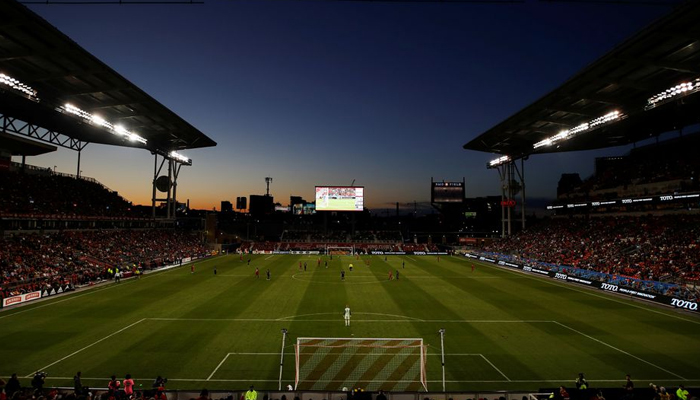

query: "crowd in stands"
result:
(484, 214), (700, 298)
(0, 169), (141, 218)
(0, 229), (208, 300)
(245, 241), (432, 253)
(281, 230), (404, 244)
(559, 136), (700, 201)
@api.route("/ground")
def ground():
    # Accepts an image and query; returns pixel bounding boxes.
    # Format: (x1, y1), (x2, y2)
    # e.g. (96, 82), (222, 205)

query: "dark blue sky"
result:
(22, 0), (674, 210)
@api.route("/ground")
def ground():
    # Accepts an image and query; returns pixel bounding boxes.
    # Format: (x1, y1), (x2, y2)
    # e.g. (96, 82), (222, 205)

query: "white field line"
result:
(203, 352), (495, 356)
(146, 317), (550, 323)
(553, 321), (686, 380)
(479, 354), (510, 381)
(406, 276), (522, 279)
(468, 258), (700, 325)
(264, 255), (275, 260)
(38, 377), (700, 383)
(277, 312), (424, 321)
(207, 353), (231, 380)
(26, 318), (146, 378)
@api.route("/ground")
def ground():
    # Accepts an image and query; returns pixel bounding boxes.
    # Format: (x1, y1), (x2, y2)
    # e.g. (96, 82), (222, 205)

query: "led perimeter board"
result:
(315, 186), (364, 211)
(431, 178), (465, 203)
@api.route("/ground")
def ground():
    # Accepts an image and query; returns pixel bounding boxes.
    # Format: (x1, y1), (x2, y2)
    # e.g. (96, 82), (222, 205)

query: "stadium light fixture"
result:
(0, 73), (38, 99)
(169, 150), (192, 165)
(646, 78), (700, 110)
(61, 103), (147, 145)
(488, 155), (510, 169)
(533, 110), (622, 150)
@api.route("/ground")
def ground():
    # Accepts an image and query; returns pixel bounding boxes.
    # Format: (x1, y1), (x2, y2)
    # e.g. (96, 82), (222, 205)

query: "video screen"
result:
(315, 186), (364, 211)
(432, 181), (464, 203)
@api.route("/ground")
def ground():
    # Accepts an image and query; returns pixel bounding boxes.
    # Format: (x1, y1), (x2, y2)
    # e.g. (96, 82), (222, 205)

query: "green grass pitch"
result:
(1, 254), (698, 392)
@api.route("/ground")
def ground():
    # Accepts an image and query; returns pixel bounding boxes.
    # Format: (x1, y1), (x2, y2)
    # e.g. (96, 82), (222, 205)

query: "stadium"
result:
(1, 1), (699, 400)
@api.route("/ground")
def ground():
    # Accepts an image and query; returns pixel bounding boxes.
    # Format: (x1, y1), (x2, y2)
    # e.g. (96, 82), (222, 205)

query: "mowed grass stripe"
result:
(1, 254), (699, 391)
(357, 256), (537, 387)
(466, 257), (700, 376)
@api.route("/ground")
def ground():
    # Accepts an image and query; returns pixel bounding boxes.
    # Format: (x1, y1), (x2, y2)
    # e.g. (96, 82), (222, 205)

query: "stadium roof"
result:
(463, 0), (700, 158)
(0, 0), (216, 155)
(0, 131), (56, 156)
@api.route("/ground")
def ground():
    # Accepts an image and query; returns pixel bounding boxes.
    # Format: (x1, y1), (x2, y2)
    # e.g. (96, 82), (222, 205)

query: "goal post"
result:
(326, 246), (355, 255)
(295, 337), (427, 392)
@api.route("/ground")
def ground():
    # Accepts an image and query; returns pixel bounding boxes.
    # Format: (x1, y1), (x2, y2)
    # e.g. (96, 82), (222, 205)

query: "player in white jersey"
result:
(344, 305), (351, 326)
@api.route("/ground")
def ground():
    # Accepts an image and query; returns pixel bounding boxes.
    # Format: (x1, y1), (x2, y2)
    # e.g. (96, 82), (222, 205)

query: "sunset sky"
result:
(16, 0), (675, 211)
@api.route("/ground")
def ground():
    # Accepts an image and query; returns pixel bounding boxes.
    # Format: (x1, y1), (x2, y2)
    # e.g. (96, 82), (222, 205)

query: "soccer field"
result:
(1, 254), (699, 392)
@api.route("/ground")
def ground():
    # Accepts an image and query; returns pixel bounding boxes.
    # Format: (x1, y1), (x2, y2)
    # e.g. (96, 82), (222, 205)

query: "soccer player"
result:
(266, 269), (271, 280)
(341, 269), (345, 281)
(389, 270), (393, 280)
(344, 305), (351, 326)
(255, 267), (260, 279)
(396, 270), (399, 280)
(191, 264), (195, 274)
(214, 266), (217, 275)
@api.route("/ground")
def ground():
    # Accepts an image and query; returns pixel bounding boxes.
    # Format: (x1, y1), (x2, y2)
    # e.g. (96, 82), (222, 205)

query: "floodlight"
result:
(488, 155), (510, 168)
(533, 110), (622, 150)
(169, 150), (191, 164)
(646, 78), (700, 110)
(61, 104), (147, 145)
(0, 73), (37, 98)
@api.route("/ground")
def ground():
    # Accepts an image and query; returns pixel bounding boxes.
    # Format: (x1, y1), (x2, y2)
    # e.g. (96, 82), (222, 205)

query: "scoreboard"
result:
(431, 179), (465, 203)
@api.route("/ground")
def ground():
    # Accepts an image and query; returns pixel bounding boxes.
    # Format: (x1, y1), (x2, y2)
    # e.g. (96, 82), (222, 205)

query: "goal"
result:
(326, 246), (355, 255)
(295, 337), (427, 392)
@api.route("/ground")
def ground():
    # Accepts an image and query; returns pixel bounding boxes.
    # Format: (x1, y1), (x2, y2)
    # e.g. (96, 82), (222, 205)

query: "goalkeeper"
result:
(344, 305), (352, 326)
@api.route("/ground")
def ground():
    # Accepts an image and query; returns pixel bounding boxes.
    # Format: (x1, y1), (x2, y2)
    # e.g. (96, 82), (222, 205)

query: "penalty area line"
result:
(207, 353), (232, 381)
(479, 354), (510, 381)
(26, 318), (146, 378)
(553, 321), (686, 380)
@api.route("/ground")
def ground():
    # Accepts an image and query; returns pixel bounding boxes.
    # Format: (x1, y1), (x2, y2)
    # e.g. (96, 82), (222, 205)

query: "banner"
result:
(2, 290), (42, 308)
(41, 284), (74, 299)
(465, 253), (698, 313)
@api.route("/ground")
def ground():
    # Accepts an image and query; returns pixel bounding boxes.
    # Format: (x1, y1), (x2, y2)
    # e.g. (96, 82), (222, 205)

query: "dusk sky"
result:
(17, 0), (676, 211)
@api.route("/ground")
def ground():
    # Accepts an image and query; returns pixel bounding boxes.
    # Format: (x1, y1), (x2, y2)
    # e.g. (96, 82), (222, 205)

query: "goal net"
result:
(326, 246), (354, 255)
(295, 337), (427, 392)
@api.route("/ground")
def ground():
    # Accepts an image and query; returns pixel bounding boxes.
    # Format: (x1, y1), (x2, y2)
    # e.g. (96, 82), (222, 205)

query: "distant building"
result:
(236, 196), (247, 211)
(221, 201), (233, 213)
(249, 195), (274, 216)
(290, 196), (305, 207)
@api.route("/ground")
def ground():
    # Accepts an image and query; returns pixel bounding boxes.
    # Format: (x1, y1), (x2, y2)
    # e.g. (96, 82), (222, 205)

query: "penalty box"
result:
(33, 318), (680, 385)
